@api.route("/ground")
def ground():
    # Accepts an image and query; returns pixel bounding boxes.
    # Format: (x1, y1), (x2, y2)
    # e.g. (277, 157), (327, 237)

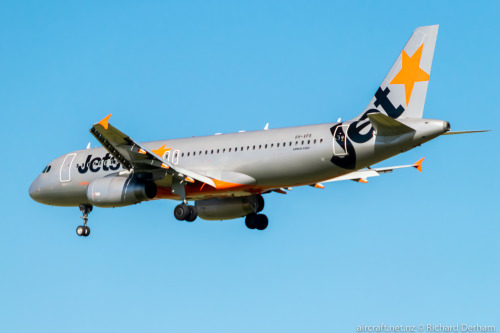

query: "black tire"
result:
(76, 226), (84, 236)
(185, 205), (198, 222)
(174, 204), (190, 221)
(256, 194), (265, 213)
(84, 226), (90, 237)
(245, 213), (257, 229)
(255, 214), (269, 230)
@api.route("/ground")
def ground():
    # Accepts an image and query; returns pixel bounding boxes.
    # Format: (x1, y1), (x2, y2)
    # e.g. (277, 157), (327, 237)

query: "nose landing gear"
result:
(76, 204), (92, 237)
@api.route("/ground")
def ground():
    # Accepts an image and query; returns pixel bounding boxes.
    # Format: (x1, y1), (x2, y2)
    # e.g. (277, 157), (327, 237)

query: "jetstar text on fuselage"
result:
(77, 153), (121, 174)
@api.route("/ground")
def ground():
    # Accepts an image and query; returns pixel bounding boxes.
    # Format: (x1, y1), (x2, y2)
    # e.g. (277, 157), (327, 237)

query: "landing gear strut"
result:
(76, 204), (92, 237)
(174, 203), (198, 222)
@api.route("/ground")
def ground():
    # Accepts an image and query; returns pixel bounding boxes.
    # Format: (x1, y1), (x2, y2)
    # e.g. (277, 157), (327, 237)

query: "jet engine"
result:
(86, 176), (157, 208)
(195, 194), (264, 221)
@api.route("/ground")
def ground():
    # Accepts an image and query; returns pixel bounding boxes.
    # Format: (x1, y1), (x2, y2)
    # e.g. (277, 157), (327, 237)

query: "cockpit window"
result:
(42, 165), (52, 173)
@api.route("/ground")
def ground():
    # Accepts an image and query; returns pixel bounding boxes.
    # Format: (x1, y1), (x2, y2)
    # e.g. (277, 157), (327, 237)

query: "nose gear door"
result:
(60, 153), (76, 182)
(333, 125), (348, 156)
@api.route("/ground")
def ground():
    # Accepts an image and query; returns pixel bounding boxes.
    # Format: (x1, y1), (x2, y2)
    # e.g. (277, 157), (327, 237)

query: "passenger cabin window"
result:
(320, 139), (323, 143)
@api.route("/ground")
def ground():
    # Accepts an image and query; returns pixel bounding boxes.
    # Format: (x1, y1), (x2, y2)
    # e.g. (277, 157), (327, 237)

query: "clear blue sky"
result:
(1, 1), (498, 332)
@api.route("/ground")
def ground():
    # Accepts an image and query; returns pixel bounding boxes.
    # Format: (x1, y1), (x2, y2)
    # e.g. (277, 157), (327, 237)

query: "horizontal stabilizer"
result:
(442, 130), (491, 135)
(368, 113), (415, 136)
(328, 169), (380, 182)
(320, 158), (424, 184)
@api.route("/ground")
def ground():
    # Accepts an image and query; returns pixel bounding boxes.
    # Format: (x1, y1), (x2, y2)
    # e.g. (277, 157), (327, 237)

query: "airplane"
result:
(29, 25), (487, 236)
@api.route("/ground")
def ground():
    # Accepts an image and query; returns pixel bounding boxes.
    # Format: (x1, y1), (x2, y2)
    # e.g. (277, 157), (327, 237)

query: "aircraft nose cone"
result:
(29, 179), (42, 202)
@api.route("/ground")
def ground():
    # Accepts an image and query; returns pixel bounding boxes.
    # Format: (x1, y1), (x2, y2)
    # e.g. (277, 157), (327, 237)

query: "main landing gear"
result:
(245, 213), (269, 230)
(174, 203), (198, 222)
(76, 204), (92, 237)
(245, 195), (268, 230)
(173, 194), (268, 230)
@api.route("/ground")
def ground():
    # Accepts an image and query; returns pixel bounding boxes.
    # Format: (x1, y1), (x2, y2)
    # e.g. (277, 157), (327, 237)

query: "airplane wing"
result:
(312, 158), (425, 186)
(90, 114), (216, 187)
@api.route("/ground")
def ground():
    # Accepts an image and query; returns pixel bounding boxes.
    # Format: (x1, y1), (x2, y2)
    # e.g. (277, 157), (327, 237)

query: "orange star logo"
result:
(151, 144), (171, 158)
(390, 43), (430, 106)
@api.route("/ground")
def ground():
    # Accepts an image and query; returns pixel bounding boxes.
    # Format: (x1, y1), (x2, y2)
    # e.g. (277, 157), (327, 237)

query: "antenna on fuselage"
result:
(86, 142), (91, 149)
(264, 123), (269, 130)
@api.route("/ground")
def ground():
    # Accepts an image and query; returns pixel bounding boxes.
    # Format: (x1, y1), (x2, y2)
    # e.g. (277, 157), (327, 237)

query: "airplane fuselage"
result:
(29, 118), (448, 207)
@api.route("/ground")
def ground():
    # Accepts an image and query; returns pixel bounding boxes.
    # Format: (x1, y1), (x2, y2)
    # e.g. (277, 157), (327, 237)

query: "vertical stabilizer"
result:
(359, 25), (438, 120)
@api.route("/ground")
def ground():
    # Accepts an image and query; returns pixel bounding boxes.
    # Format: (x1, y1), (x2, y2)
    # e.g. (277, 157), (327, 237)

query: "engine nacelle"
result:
(87, 176), (157, 208)
(195, 195), (263, 221)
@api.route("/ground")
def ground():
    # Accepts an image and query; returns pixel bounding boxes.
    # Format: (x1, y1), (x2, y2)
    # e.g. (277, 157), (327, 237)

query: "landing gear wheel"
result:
(185, 205), (198, 222)
(255, 214), (268, 230)
(83, 226), (90, 237)
(174, 204), (190, 221)
(76, 226), (85, 236)
(245, 213), (268, 230)
(245, 213), (257, 229)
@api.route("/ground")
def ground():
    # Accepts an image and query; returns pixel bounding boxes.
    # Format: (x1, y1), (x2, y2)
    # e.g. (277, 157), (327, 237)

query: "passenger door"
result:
(60, 153), (76, 182)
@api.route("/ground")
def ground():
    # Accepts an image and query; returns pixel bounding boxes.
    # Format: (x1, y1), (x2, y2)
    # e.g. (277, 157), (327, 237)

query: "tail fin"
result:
(360, 25), (438, 120)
